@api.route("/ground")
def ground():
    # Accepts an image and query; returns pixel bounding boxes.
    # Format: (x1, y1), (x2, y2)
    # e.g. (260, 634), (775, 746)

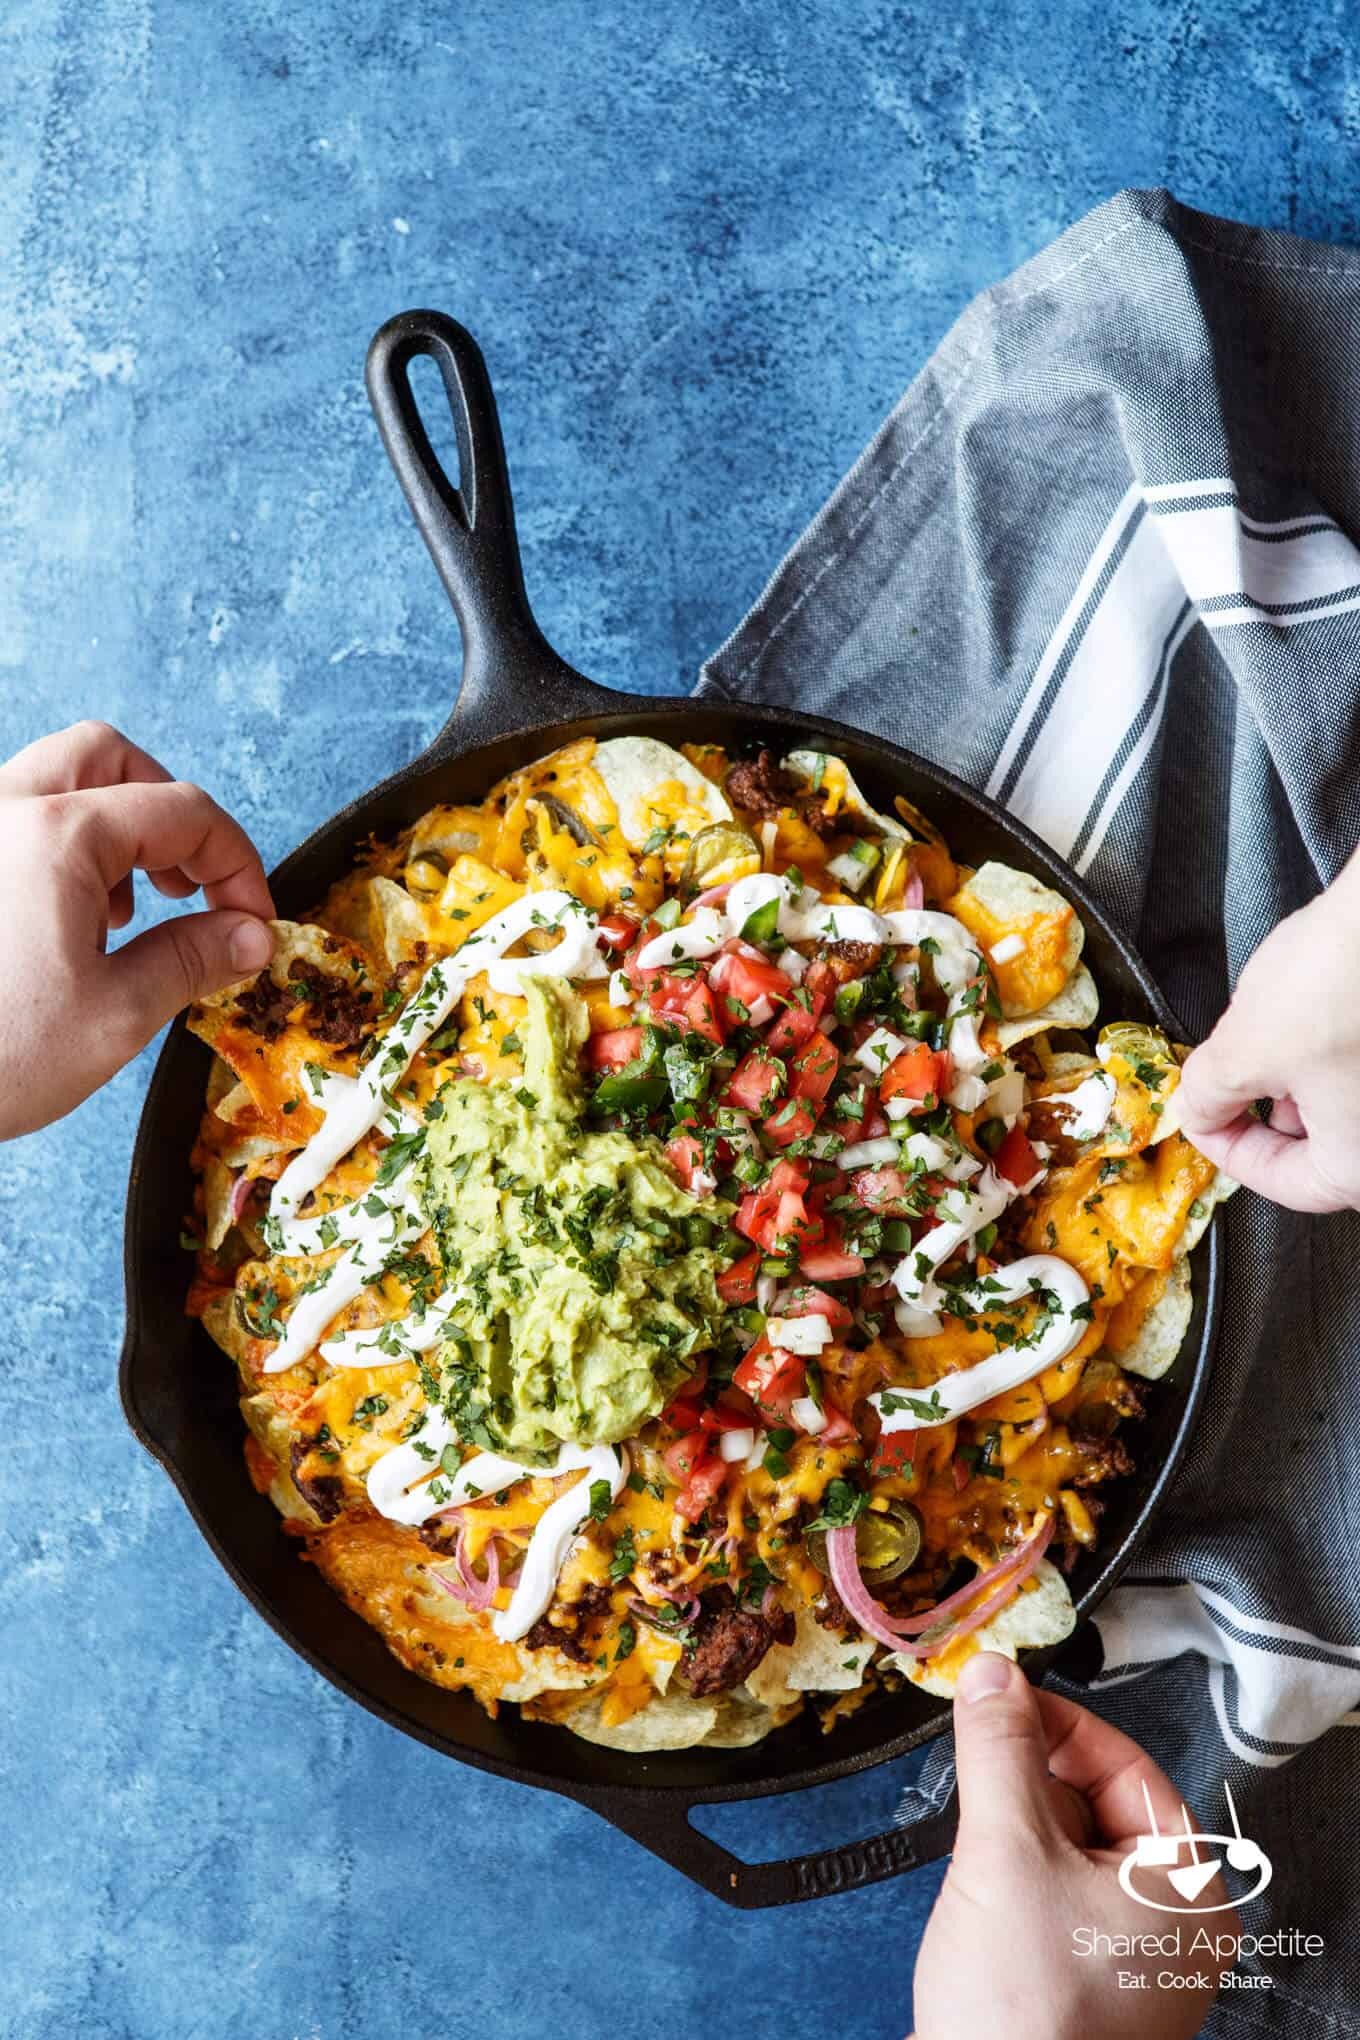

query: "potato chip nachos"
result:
(184, 735), (1232, 1751)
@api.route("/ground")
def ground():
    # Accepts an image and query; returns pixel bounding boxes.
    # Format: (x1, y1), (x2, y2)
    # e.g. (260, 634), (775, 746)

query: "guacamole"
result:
(418, 977), (731, 1463)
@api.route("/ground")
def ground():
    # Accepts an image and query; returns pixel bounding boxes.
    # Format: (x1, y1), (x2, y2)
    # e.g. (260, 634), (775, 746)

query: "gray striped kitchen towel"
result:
(696, 188), (1360, 2035)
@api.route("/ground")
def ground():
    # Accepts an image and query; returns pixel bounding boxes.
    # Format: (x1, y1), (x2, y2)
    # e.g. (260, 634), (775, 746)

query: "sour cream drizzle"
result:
(268, 889), (608, 1226)
(263, 1165), (428, 1374)
(871, 1253), (1091, 1430)
(365, 1413), (626, 1643)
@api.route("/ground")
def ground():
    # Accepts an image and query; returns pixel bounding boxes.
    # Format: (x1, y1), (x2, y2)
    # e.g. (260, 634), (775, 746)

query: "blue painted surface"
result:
(1, 3), (1355, 2033)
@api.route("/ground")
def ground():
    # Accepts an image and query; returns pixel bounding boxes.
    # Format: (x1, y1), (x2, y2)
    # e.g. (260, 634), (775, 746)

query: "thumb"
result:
(107, 909), (274, 1045)
(951, 1652), (1057, 1856)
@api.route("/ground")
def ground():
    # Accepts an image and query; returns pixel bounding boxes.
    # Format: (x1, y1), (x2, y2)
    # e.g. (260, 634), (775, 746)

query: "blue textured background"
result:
(2, 4), (1356, 2035)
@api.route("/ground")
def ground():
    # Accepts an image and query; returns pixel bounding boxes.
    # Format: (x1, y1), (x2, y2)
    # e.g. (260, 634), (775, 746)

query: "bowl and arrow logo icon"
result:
(1118, 1778), (1273, 1914)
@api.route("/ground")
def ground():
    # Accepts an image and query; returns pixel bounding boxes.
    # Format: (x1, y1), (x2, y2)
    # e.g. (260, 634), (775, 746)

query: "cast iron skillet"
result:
(120, 311), (1221, 1908)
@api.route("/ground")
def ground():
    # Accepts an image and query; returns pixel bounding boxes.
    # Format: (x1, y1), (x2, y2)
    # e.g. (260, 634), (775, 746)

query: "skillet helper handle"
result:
(365, 309), (617, 738)
(585, 1786), (958, 1909)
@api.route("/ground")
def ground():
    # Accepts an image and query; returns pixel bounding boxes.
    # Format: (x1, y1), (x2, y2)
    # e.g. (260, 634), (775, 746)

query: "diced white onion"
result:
(985, 1065), (1025, 1126)
(948, 1012), (989, 1076)
(989, 933), (1026, 966)
(941, 1148), (983, 1182)
(720, 1427), (755, 1463)
(790, 1396), (827, 1435)
(776, 947), (807, 982)
(760, 821), (778, 864)
(746, 994), (775, 1027)
(756, 1274), (778, 1313)
(883, 1096), (914, 1121)
(827, 851), (872, 892)
(894, 1299), (944, 1338)
(947, 1073), (990, 1113)
(856, 1026), (906, 1076)
(901, 1131), (951, 1172)
(745, 1435), (770, 1472)
(767, 1313), (832, 1354)
(838, 1135), (901, 1170)
(607, 968), (635, 1007)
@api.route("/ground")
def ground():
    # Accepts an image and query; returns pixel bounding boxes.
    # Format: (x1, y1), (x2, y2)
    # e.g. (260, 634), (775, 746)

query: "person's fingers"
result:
(1177, 1024), (1274, 1140)
(1268, 1096), (1305, 1139)
(107, 874), (135, 932)
(1186, 1114), (1347, 1213)
(951, 1653), (1058, 1852)
(0, 720), (173, 798)
(105, 910), (274, 1045)
(1035, 1687), (1198, 1849)
(57, 780), (275, 920)
(147, 865), (199, 900)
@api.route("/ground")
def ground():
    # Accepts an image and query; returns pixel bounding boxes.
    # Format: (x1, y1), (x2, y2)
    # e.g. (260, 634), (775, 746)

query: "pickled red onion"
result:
(430, 1526), (500, 1613)
(826, 1515), (1053, 1659)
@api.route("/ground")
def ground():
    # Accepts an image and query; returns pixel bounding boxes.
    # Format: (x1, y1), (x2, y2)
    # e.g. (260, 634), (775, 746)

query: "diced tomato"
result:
(805, 958), (838, 1007)
(734, 1338), (807, 1420)
(880, 1042), (952, 1105)
(765, 967), (832, 1055)
(724, 1050), (786, 1114)
(661, 1392), (705, 1433)
(623, 926), (667, 989)
(683, 977), (725, 1044)
(797, 1242), (867, 1281)
(701, 1391), (760, 1433)
(735, 1186), (781, 1251)
(775, 1188), (822, 1247)
(712, 947), (793, 1019)
(597, 910), (640, 951)
(587, 1026), (644, 1071)
(788, 1031), (838, 1106)
(871, 1431), (918, 1475)
(761, 1100), (817, 1149)
(849, 1166), (915, 1215)
(662, 1431), (707, 1482)
(765, 998), (818, 1056)
(676, 1454), (729, 1524)
(774, 1285), (854, 1330)
(666, 1132), (709, 1192)
(644, 970), (725, 1045)
(994, 1123), (1043, 1189)
(768, 1157), (811, 1195)
(804, 1172), (846, 1216)
(815, 1404), (858, 1446)
(716, 1249), (761, 1305)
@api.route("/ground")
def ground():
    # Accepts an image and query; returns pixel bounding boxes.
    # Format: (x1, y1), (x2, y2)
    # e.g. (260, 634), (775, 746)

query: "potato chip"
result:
(591, 736), (732, 852)
(1108, 1255), (1193, 1382)
(746, 1606), (871, 1708)
(890, 1559), (1076, 1696)
(995, 963), (1099, 1049)
(950, 862), (1084, 1017)
(318, 872), (430, 967)
(1174, 1169), (1238, 1256)
(567, 1689), (720, 1751)
(701, 1689), (794, 1747)
(781, 750), (909, 839)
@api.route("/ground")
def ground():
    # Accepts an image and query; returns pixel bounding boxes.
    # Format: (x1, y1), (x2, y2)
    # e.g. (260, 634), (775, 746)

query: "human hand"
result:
(0, 721), (274, 1139)
(1177, 852), (1360, 1211)
(911, 1654), (1237, 2040)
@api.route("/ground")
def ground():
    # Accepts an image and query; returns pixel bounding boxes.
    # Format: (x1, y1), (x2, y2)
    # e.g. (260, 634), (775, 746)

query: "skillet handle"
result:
(580, 1784), (957, 1909)
(365, 309), (623, 748)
